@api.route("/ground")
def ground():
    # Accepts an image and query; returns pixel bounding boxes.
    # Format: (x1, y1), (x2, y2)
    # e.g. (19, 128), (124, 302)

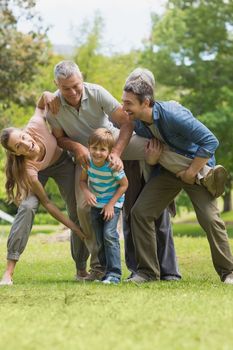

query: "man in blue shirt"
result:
(122, 68), (233, 284)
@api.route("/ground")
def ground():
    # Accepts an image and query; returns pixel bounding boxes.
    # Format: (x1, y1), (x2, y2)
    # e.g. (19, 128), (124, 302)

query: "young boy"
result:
(79, 128), (128, 284)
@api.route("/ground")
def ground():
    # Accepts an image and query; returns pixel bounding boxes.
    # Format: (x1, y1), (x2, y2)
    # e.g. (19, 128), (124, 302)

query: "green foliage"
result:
(198, 87), (233, 173)
(72, 12), (140, 101)
(141, 0), (233, 110)
(0, 0), (50, 109)
(33, 212), (60, 225)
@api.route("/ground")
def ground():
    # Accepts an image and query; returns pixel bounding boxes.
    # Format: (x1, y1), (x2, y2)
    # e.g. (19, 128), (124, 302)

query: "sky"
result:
(27, 0), (166, 53)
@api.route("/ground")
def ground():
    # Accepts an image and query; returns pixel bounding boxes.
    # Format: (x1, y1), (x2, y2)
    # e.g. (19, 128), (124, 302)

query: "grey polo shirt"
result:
(47, 82), (121, 147)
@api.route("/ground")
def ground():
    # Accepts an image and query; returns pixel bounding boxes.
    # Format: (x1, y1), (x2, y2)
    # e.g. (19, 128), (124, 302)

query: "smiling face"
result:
(56, 73), (83, 107)
(122, 91), (150, 121)
(7, 129), (40, 159)
(89, 143), (110, 167)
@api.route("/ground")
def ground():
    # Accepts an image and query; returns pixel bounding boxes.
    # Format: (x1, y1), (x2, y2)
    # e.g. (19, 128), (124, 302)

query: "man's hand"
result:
(43, 92), (60, 114)
(145, 138), (163, 165)
(101, 204), (114, 221)
(108, 152), (123, 171)
(74, 144), (90, 167)
(83, 190), (97, 207)
(176, 169), (196, 184)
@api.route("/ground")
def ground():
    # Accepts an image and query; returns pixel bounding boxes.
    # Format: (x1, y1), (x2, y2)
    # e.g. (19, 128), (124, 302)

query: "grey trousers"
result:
(131, 168), (233, 281)
(6, 151), (94, 272)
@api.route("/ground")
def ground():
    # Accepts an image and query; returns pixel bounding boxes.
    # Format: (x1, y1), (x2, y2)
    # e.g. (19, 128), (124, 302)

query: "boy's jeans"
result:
(90, 207), (121, 279)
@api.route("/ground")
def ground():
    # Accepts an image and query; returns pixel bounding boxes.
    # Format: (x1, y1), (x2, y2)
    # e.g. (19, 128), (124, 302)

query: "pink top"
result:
(25, 114), (62, 180)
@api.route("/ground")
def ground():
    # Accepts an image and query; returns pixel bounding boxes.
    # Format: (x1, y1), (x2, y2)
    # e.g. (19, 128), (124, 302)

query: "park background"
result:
(1, 1), (233, 349)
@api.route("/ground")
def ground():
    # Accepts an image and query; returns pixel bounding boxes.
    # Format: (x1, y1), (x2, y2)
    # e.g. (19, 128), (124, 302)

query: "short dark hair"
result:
(124, 78), (155, 107)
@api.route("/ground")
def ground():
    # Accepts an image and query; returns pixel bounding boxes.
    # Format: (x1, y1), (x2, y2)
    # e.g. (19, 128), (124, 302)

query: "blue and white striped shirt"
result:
(87, 160), (126, 208)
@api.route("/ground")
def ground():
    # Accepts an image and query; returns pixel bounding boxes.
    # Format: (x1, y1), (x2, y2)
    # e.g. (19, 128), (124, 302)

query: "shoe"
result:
(124, 272), (136, 281)
(75, 269), (90, 281)
(124, 274), (150, 284)
(161, 275), (181, 281)
(102, 276), (120, 284)
(83, 270), (105, 282)
(201, 165), (228, 198)
(224, 273), (233, 285)
(0, 278), (13, 286)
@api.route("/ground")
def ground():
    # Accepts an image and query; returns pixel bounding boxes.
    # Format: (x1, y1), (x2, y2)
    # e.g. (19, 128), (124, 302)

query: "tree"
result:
(141, 0), (233, 210)
(0, 0), (50, 111)
(72, 12), (104, 81)
(72, 12), (140, 100)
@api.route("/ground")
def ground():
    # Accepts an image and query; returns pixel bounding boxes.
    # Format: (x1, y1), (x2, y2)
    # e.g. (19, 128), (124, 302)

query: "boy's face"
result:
(89, 143), (110, 167)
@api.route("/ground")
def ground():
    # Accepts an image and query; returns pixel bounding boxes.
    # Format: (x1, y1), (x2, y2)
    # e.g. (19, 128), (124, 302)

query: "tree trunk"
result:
(223, 177), (232, 212)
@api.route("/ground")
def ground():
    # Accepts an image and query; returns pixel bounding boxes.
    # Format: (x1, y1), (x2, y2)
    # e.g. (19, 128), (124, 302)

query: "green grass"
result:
(1, 229), (233, 350)
(173, 210), (233, 237)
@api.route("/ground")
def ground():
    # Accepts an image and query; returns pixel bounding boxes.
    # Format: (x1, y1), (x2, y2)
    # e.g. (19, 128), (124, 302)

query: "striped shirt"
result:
(87, 160), (126, 208)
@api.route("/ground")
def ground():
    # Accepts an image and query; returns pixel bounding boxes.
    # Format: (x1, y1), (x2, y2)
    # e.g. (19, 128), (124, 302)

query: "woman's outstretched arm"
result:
(30, 178), (86, 240)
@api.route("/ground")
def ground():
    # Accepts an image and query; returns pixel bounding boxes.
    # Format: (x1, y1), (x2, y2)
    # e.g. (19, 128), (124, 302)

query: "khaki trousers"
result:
(131, 168), (233, 281)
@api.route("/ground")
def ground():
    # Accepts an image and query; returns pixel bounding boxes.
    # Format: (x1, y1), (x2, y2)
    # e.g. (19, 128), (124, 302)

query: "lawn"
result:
(1, 221), (233, 350)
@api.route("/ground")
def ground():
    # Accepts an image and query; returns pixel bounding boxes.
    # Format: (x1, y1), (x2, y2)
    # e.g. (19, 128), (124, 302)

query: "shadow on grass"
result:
(173, 223), (233, 238)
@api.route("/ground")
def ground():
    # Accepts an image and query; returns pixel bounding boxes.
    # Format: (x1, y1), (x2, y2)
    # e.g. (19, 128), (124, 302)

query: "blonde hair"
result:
(1, 127), (31, 205)
(88, 128), (115, 152)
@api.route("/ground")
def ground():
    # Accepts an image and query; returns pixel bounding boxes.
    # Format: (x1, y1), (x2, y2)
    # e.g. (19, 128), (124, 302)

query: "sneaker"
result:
(161, 275), (181, 281)
(83, 270), (105, 282)
(0, 278), (13, 286)
(102, 276), (120, 284)
(201, 165), (228, 198)
(75, 269), (90, 281)
(224, 273), (233, 285)
(124, 272), (136, 281)
(124, 274), (150, 284)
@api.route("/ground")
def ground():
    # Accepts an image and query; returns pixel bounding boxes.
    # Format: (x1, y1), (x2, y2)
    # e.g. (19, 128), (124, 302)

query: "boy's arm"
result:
(79, 168), (97, 206)
(102, 176), (128, 221)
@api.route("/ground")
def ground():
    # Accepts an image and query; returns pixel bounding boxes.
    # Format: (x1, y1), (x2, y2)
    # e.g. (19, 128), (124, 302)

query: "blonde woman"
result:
(0, 107), (86, 286)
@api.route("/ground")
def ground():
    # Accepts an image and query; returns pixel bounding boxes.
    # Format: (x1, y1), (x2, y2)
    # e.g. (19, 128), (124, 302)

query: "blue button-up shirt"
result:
(134, 101), (218, 167)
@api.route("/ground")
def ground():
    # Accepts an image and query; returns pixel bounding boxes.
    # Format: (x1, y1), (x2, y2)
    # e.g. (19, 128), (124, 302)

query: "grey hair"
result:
(125, 68), (155, 90)
(54, 60), (82, 82)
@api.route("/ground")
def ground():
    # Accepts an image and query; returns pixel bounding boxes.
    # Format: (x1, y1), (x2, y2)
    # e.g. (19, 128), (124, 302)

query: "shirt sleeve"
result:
(112, 169), (126, 181)
(167, 102), (219, 158)
(96, 85), (121, 117)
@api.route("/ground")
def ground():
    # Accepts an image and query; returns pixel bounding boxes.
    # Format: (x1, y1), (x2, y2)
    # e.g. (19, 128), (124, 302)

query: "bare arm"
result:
(33, 107), (46, 118)
(108, 106), (134, 170)
(101, 176), (128, 221)
(30, 178), (86, 240)
(37, 92), (60, 114)
(79, 169), (97, 207)
(176, 157), (209, 184)
(51, 128), (90, 166)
